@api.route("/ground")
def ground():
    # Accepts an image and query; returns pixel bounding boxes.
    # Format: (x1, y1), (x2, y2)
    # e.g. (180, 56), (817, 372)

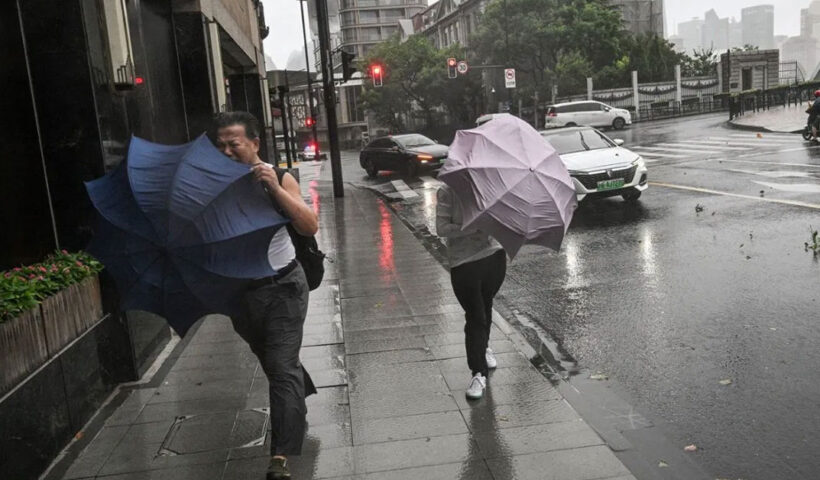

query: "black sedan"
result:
(359, 134), (448, 178)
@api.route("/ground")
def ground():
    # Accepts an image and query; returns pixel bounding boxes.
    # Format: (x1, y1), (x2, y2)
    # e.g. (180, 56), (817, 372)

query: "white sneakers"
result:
(466, 373), (486, 399)
(485, 348), (497, 369)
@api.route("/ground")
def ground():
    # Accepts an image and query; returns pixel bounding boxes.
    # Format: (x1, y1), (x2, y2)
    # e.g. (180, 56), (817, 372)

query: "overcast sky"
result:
(263, 0), (812, 68)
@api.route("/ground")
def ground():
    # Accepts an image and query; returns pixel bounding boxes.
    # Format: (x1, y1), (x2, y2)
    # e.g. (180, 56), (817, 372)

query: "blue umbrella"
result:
(85, 134), (289, 336)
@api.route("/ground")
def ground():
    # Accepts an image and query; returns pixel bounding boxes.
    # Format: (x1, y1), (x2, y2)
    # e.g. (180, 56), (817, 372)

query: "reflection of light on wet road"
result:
(640, 227), (656, 277)
(378, 202), (395, 277)
(564, 237), (584, 289)
(309, 180), (320, 215)
(421, 186), (438, 234)
(753, 181), (820, 193)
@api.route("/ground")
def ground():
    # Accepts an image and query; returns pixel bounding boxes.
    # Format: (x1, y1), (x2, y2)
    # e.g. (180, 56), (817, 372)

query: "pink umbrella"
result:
(438, 114), (577, 259)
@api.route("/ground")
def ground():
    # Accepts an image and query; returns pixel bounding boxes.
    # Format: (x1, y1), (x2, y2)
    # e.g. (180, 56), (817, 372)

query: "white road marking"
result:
(705, 158), (820, 169)
(655, 142), (751, 151)
(689, 139), (790, 147)
(389, 179), (419, 199)
(727, 169), (814, 179)
(736, 145), (820, 158)
(631, 146), (723, 155)
(650, 182), (820, 209)
(630, 150), (689, 159)
(726, 134), (797, 142)
(420, 176), (443, 186)
(753, 181), (820, 193)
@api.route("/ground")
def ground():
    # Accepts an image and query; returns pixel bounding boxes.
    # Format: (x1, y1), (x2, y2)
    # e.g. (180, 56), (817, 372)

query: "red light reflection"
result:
(309, 180), (320, 216)
(378, 202), (394, 274)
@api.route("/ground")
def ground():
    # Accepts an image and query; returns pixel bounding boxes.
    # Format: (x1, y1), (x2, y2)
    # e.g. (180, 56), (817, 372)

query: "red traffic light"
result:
(372, 65), (382, 75)
(371, 63), (384, 87)
(447, 58), (457, 67)
(305, 117), (315, 127)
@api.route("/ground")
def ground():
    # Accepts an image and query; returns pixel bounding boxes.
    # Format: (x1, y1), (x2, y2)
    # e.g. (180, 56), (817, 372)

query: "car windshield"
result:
(395, 134), (436, 148)
(541, 129), (614, 155)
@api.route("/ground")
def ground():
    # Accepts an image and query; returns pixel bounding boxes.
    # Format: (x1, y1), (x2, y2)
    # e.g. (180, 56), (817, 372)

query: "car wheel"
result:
(363, 158), (378, 178)
(622, 189), (641, 202)
(612, 117), (626, 130)
(565, 122), (577, 127)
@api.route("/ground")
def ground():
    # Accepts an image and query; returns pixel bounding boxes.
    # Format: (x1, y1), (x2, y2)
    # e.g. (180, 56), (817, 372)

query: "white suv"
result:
(544, 101), (632, 130)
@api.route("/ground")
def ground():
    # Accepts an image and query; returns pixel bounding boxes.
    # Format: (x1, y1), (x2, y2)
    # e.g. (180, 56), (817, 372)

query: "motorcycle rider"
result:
(806, 90), (820, 141)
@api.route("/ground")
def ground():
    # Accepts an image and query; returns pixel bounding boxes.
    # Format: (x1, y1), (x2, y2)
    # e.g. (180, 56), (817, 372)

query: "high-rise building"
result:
(336, 0), (426, 58)
(741, 5), (774, 50)
(729, 18), (743, 49)
(801, 0), (820, 38)
(677, 17), (704, 53)
(702, 9), (729, 51)
(609, 0), (665, 36)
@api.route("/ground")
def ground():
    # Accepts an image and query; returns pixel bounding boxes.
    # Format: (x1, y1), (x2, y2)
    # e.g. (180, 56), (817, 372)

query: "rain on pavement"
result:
(339, 113), (820, 480)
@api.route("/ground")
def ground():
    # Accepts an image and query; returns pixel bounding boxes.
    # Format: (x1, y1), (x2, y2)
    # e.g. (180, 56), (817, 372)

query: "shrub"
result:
(1, 251), (103, 322)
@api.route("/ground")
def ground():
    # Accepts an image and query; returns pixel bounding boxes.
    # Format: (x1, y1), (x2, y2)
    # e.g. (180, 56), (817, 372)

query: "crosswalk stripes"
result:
(654, 142), (751, 151)
(388, 179), (419, 199)
(631, 145), (724, 155)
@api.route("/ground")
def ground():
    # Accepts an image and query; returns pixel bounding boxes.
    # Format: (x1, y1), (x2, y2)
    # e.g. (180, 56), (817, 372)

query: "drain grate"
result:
(159, 408), (269, 455)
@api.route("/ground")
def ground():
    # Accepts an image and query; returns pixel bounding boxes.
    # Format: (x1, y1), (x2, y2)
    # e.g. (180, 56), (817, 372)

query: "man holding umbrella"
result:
(210, 111), (318, 480)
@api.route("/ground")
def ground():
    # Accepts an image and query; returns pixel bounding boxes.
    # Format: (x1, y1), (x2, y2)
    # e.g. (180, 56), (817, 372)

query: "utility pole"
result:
(315, 0), (344, 197)
(285, 69), (297, 167)
(298, 0), (319, 155)
(277, 84), (293, 166)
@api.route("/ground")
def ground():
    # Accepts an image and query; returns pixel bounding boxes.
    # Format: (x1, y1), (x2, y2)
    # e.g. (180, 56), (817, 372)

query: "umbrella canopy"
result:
(85, 134), (289, 336)
(438, 114), (577, 259)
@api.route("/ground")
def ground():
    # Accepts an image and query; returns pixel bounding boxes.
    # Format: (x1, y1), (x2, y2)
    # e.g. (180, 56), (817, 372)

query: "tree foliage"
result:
(360, 35), (481, 131)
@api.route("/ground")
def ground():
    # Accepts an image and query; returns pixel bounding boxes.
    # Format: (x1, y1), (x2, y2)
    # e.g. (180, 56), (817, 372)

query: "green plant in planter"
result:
(1, 250), (103, 322)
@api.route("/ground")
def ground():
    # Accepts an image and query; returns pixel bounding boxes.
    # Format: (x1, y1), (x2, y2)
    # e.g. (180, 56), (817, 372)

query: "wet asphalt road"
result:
(333, 113), (820, 480)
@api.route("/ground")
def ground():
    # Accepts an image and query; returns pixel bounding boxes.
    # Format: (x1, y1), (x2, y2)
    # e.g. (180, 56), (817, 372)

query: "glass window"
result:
(342, 29), (357, 42)
(541, 128), (614, 155)
(341, 0), (356, 9)
(360, 27), (380, 41)
(358, 10), (378, 24)
(381, 26), (397, 38)
(346, 86), (365, 123)
(381, 8), (404, 20)
(341, 11), (356, 25)
(394, 134), (436, 148)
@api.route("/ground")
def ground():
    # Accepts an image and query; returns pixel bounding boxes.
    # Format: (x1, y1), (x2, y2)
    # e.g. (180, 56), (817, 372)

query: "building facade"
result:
(702, 9), (729, 51)
(412, 0), (489, 49)
(677, 17), (704, 53)
(337, 0), (426, 58)
(742, 5), (774, 50)
(609, 0), (665, 37)
(720, 49), (780, 93)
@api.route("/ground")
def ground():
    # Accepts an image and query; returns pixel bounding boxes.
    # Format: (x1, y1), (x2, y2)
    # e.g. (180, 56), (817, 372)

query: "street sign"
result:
(457, 61), (469, 75)
(504, 68), (516, 88)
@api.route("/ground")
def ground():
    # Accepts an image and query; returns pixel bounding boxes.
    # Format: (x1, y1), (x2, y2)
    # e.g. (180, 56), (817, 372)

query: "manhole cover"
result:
(159, 408), (268, 455)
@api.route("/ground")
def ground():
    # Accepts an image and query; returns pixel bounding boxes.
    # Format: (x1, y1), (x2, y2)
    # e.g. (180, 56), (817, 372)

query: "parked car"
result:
(475, 113), (509, 127)
(297, 142), (326, 161)
(540, 126), (647, 202)
(359, 134), (448, 178)
(544, 101), (632, 130)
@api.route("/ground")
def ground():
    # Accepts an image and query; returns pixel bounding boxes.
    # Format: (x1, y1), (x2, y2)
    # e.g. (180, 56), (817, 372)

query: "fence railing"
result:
(729, 81), (820, 120)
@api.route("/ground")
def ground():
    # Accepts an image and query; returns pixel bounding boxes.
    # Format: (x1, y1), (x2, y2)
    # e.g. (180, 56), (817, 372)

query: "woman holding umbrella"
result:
(436, 184), (506, 400)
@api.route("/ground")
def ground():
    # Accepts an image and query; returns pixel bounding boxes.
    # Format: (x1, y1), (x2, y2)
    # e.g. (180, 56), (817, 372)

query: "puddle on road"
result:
(754, 181), (820, 193)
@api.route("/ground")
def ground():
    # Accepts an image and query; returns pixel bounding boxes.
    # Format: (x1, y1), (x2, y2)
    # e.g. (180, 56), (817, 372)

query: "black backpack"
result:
(273, 167), (326, 290)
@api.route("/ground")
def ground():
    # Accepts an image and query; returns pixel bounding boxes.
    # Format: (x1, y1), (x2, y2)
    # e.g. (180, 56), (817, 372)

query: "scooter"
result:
(803, 114), (814, 141)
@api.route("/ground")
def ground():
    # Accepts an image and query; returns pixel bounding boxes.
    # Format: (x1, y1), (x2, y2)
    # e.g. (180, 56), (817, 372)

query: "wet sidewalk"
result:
(48, 162), (636, 480)
(729, 104), (807, 133)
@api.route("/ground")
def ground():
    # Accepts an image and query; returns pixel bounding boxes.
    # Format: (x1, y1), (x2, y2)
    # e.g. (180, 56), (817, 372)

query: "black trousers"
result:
(231, 264), (317, 456)
(450, 249), (507, 377)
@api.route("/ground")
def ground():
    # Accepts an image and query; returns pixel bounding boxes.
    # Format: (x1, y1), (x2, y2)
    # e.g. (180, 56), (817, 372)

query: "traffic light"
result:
(447, 57), (457, 79)
(305, 117), (315, 128)
(341, 50), (357, 83)
(371, 64), (383, 87)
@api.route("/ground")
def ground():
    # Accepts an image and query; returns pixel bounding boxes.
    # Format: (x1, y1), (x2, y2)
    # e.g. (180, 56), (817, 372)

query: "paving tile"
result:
(355, 433), (480, 474)
(347, 361), (448, 395)
(473, 420), (603, 458)
(485, 445), (632, 480)
(84, 462), (224, 479)
(352, 410), (468, 445)
(303, 330), (344, 346)
(150, 378), (252, 404)
(344, 348), (434, 369)
(343, 315), (419, 332)
(162, 365), (256, 386)
(301, 344), (345, 360)
(428, 339), (516, 360)
(171, 352), (258, 371)
(362, 461), (493, 480)
(340, 324), (427, 342)
(442, 366), (548, 391)
(460, 398), (579, 433)
(306, 386), (350, 407)
(97, 441), (228, 476)
(222, 448), (357, 480)
(349, 390), (458, 421)
(340, 294), (412, 321)
(453, 381), (562, 411)
(345, 335), (427, 355)
(62, 426), (129, 479)
(305, 402), (351, 427)
(136, 397), (249, 424)
(124, 421), (176, 445)
(301, 355), (345, 373)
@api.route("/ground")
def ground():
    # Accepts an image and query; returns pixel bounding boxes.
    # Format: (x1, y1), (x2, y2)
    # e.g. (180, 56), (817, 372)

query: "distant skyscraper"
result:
(702, 9), (729, 51)
(609, 0), (665, 36)
(741, 5), (774, 50)
(677, 17), (703, 53)
(729, 18), (743, 49)
(801, 0), (820, 38)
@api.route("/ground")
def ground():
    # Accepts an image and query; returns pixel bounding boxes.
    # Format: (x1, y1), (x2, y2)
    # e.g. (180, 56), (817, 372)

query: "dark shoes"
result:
(266, 457), (291, 480)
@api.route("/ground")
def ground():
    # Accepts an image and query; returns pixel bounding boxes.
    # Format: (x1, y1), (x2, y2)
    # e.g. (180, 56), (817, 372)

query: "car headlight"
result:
(631, 157), (644, 167)
(567, 169), (583, 176)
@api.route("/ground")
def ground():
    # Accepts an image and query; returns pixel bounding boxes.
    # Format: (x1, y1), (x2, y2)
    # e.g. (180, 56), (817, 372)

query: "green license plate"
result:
(596, 178), (625, 191)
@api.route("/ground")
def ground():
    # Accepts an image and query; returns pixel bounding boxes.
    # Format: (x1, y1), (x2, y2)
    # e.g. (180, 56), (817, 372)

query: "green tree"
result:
(682, 48), (718, 77)
(361, 36), (481, 129)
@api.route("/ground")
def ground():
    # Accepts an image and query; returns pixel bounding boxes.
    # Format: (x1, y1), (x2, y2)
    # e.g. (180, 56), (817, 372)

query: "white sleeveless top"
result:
(267, 226), (296, 271)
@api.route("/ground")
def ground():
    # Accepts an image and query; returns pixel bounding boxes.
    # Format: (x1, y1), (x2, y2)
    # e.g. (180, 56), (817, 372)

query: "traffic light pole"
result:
(315, 0), (344, 197)
(298, 0), (319, 154)
(277, 85), (293, 166)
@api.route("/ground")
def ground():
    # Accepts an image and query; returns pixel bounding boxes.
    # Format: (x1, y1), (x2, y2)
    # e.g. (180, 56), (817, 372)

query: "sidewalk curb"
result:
(724, 120), (802, 134)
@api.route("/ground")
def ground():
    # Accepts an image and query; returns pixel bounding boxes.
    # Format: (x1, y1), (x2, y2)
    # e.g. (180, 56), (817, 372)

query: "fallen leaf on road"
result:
(756, 133), (763, 138)
(746, 256), (751, 260)
(75, 431), (84, 440)
(374, 302), (383, 308)
(498, 415), (509, 422)
(658, 460), (669, 468)
(589, 373), (609, 381)
(684, 444), (698, 452)
(719, 379), (732, 386)
(739, 244), (744, 248)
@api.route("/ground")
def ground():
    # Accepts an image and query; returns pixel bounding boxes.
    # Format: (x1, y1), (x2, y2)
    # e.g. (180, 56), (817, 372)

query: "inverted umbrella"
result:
(85, 134), (289, 336)
(438, 114), (577, 259)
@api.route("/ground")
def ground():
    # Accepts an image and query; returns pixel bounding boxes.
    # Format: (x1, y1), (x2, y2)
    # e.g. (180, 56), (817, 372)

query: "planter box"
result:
(0, 308), (49, 396)
(1, 275), (103, 395)
(40, 276), (103, 357)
